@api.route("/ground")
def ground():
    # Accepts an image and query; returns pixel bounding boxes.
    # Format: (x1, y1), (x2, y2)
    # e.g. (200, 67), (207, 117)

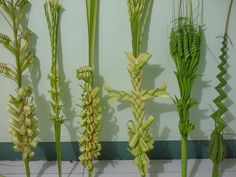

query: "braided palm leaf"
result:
(170, 1), (202, 177)
(209, 1), (233, 177)
(105, 52), (169, 177)
(44, 1), (64, 177)
(0, 1), (38, 177)
(105, 0), (169, 176)
(77, 1), (102, 177)
(77, 66), (102, 175)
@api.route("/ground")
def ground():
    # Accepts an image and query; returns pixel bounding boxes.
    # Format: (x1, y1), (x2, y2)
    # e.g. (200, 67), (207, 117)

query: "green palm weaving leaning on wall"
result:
(44, 0), (64, 177)
(209, 0), (233, 177)
(170, 0), (202, 177)
(105, 0), (169, 176)
(0, 1), (39, 177)
(76, 1), (102, 177)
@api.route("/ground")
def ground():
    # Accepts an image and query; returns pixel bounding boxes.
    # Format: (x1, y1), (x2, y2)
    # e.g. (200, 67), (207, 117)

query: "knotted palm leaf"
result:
(76, 1), (102, 177)
(0, 1), (38, 177)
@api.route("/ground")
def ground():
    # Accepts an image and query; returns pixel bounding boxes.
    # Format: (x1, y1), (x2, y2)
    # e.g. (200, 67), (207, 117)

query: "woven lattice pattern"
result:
(7, 87), (39, 160)
(77, 66), (102, 172)
(105, 52), (169, 176)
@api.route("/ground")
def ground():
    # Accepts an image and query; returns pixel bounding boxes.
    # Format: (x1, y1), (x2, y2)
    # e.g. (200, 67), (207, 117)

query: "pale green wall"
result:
(0, 0), (236, 142)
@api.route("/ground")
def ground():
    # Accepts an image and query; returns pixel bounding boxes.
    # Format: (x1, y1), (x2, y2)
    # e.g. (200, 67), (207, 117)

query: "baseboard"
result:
(0, 140), (235, 160)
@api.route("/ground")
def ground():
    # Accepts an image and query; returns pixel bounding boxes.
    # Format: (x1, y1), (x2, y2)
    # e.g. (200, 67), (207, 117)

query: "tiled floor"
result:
(0, 159), (236, 177)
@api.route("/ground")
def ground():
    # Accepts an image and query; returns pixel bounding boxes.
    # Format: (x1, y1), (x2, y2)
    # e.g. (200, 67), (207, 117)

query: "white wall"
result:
(0, 0), (235, 142)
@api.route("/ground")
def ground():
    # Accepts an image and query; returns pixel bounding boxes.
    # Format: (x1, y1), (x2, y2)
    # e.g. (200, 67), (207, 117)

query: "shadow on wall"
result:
(141, 1), (175, 176)
(93, 3), (119, 176)
(143, 63), (175, 139)
(141, 0), (174, 144)
(28, 33), (54, 145)
(22, 3), (56, 176)
(223, 37), (236, 155)
(57, 11), (78, 160)
(22, 2), (55, 155)
(188, 31), (210, 177)
(216, 36), (236, 175)
(144, 63), (175, 177)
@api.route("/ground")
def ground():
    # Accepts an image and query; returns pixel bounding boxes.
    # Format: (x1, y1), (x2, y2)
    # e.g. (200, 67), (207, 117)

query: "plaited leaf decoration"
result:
(209, 1), (233, 177)
(104, 53), (168, 177)
(170, 1), (202, 177)
(0, 1), (38, 177)
(77, 66), (102, 177)
(7, 87), (39, 160)
(76, 1), (102, 177)
(44, 1), (64, 177)
(105, 1), (169, 176)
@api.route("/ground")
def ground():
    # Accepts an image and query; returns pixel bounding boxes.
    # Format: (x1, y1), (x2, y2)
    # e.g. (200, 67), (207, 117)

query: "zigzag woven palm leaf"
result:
(0, 1), (39, 177)
(44, 1), (64, 176)
(77, 1), (102, 177)
(209, 1), (233, 177)
(105, 1), (169, 172)
(170, 1), (202, 177)
(209, 35), (228, 164)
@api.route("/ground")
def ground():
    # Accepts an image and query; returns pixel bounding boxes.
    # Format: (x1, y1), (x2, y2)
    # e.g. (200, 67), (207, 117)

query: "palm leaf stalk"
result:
(0, 1), (39, 177)
(44, 1), (64, 176)
(170, 1), (202, 177)
(209, 1), (233, 177)
(76, 1), (102, 177)
(105, 0), (169, 176)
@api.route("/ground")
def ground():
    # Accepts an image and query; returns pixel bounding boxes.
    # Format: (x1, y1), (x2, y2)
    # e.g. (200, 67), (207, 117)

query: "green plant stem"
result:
(11, 1), (22, 88)
(132, 25), (139, 58)
(54, 121), (62, 177)
(224, 0), (233, 33)
(24, 158), (30, 177)
(11, 3), (29, 177)
(212, 163), (219, 177)
(181, 135), (188, 177)
(139, 0), (153, 51)
(89, 169), (93, 177)
(44, 2), (63, 176)
(87, 0), (98, 87)
(14, 32), (22, 88)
